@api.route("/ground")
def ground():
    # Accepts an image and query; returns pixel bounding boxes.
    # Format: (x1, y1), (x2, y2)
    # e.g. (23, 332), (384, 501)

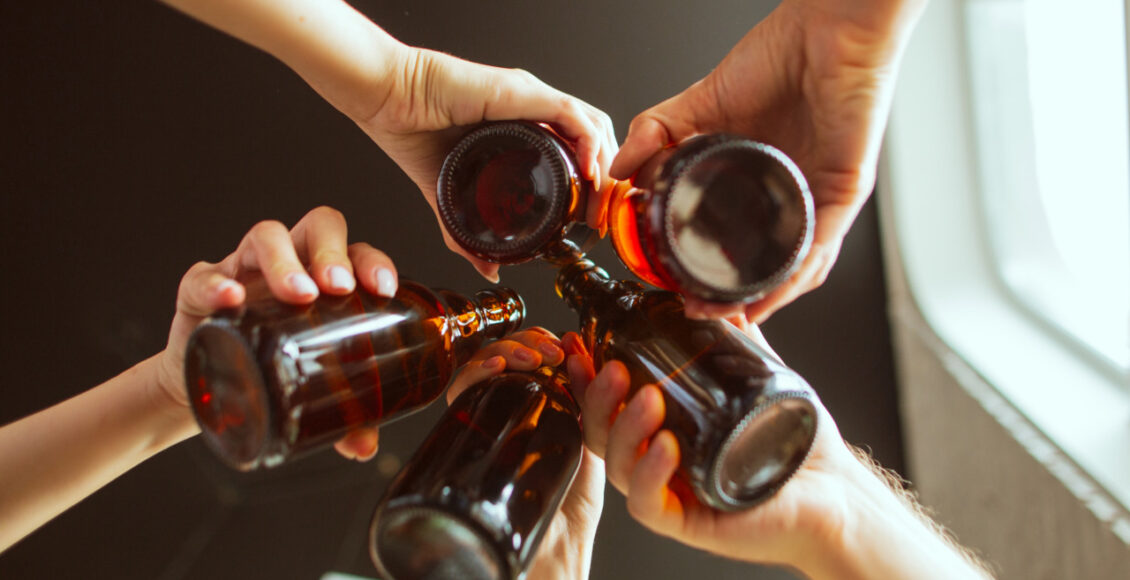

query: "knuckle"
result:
(179, 261), (212, 290)
(509, 67), (537, 83)
(625, 495), (647, 520)
(249, 219), (286, 239)
(309, 205), (345, 223)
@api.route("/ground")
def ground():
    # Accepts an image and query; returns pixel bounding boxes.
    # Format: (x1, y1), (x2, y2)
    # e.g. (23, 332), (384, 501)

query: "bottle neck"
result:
(554, 258), (641, 315)
(442, 286), (525, 364)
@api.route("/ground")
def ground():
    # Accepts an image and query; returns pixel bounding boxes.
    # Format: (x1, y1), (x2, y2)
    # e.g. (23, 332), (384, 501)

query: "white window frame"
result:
(882, 0), (1130, 519)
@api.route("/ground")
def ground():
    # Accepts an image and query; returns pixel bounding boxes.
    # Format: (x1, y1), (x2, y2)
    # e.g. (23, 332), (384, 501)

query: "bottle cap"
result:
(438, 122), (578, 264)
(184, 320), (272, 471)
(654, 137), (814, 304)
(371, 505), (507, 580)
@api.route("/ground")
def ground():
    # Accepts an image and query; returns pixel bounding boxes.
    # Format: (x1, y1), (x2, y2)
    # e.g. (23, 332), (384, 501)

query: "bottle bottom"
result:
(707, 391), (818, 511)
(184, 323), (272, 471)
(370, 505), (507, 580)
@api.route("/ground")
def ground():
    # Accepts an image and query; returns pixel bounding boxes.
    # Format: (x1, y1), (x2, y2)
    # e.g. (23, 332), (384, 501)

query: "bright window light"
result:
(965, 0), (1130, 374)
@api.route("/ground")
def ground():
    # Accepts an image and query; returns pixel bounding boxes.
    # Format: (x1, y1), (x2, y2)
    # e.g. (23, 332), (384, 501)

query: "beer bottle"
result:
(184, 276), (524, 471)
(369, 366), (582, 580)
(556, 258), (818, 511)
(437, 121), (814, 304)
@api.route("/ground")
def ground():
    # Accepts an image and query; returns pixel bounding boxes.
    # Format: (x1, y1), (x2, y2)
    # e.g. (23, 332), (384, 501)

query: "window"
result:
(965, 0), (1129, 375)
(882, 0), (1130, 515)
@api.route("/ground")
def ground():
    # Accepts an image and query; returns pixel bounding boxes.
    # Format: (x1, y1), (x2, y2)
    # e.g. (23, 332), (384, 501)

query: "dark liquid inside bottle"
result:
(438, 122), (813, 304)
(184, 276), (524, 471)
(370, 367), (582, 580)
(437, 122), (590, 264)
(557, 259), (817, 510)
(612, 136), (814, 303)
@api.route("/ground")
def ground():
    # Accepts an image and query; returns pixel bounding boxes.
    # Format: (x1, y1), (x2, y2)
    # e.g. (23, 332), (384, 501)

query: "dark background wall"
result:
(0, 1), (902, 578)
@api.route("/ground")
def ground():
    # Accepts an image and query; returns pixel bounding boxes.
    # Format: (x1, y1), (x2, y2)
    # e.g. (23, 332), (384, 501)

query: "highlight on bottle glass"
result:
(610, 134), (815, 304)
(183, 275), (524, 471)
(556, 258), (819, 510)
(369, 366), (583, 580)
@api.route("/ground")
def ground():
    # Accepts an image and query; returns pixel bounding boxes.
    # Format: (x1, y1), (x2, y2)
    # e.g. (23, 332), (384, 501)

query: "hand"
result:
(572, 322), (991, 579)
(353, 47), (618, 281)
(611, 0), (926, 322)
(159, 1), (616, 281)
(572, 322), (858, 569)
(444, 330), (606, 580)
(153, 206), (400, 460)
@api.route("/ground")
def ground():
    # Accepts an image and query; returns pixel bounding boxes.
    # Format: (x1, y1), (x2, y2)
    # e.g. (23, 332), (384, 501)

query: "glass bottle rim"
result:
(437, 121), (577, 264)
(653, 137), (815, 303)
(370, 503), (510, 580)
(706, 389), (818, 510)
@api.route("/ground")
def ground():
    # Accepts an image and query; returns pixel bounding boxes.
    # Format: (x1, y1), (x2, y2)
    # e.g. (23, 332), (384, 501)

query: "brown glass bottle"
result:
(556, 258), (818, 511)
(183, 276), (524, 471)
(369, 366), (582, 580)
(437, 121), (814, 304)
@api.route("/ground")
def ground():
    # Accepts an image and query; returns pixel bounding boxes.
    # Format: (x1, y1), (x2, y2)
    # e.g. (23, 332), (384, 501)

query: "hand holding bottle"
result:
(610, 0), (927, 322)
(158, 206), (399, 461)
(569, 321), (992, 579)
(353, 49), (617, 283)
(160, 0), (617, 283)
(0, 205), (398, 551)
(454, 330), (606, 580)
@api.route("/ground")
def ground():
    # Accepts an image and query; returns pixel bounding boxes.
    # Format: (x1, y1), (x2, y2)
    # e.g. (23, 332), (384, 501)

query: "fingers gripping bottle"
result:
(556, 259), (818, 511)
(369, 366), (583, 580)
(184, 276), (524, 471)
(436, 121), (814, 304)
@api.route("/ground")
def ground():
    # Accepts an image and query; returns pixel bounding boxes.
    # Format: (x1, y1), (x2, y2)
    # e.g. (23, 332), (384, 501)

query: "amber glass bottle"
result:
(437, 121), (814, 304)
(183, 276), (524, 471)
(369, 366), (582, 580)
(556, 258), (817, 511)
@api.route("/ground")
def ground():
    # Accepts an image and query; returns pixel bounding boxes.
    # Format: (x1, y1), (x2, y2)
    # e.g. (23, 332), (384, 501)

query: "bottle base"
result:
(370, 505), (508, 580)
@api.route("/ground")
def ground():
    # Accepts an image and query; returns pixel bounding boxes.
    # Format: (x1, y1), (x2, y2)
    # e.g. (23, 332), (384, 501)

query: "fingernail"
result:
(514, 347), (536, 363)
(539, 342), (562, 357)
(376, 268), (397, 297)
(288, 273), (318, 297)
(483, 355), (505, 370)
(215, 278), (240, 298)
(328, 266), (355, 292)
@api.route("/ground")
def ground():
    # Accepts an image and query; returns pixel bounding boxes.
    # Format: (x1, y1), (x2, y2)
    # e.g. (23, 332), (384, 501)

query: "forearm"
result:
(799, 448), (993, 580)
(0, 355), (198, 552)
(159, 0), (404, 121)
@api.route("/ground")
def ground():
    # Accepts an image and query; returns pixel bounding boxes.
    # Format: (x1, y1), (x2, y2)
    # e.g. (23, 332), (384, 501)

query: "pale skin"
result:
(567, 320), (994, 580)
(161, 0), (929, 326)
(611, 0), (929, 322)
(0, 207), (599, 579)
(0, 206), (401, 552)
(443, 331), (606, 580)
(159, 0), (618, 283)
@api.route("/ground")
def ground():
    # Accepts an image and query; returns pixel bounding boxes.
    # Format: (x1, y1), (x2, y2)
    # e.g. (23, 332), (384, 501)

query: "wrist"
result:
(795, 447), (989, 580)
(139, 354), (201, 452)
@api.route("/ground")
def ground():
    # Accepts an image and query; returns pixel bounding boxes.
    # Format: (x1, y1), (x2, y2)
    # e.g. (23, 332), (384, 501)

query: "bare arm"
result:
(0, 357), (195, 552)
(574, 320), (993, 579)
(0, 207), (399, 553)
(159, 0), (617, 282)
(158, 0), (402, 121)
